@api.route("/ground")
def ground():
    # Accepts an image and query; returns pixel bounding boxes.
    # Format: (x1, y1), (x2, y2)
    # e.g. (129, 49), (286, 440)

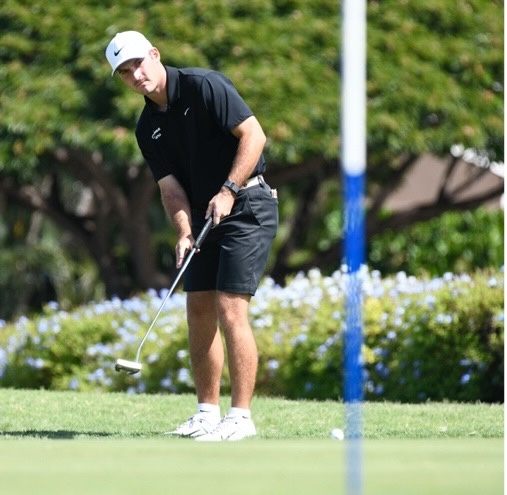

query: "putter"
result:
(115, 217), (213, 375)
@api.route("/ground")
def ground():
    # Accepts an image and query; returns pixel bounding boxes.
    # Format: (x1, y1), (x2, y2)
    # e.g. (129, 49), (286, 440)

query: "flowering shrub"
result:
(0, 268), (503, 402)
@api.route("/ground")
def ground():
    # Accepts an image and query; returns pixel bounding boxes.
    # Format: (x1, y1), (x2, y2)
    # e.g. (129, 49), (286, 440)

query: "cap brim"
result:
(110, 50), (152, 76)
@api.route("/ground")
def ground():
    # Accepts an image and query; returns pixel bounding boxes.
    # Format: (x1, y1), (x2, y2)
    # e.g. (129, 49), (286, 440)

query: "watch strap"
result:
(223, 179), (240, 195)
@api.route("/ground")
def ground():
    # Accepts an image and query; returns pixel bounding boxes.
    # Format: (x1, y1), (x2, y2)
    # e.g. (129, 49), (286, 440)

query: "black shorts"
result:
(184, 181), (278, 295)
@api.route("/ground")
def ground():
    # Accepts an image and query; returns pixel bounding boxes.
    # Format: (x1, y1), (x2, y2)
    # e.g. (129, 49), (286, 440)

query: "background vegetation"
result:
(1, 268), (502, 403)
(0, 0), (503, 319)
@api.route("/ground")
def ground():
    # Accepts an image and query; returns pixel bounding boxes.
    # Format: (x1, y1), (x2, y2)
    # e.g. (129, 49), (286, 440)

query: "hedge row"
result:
(369, 208), (504, 276)
(0, 268), (503, 403)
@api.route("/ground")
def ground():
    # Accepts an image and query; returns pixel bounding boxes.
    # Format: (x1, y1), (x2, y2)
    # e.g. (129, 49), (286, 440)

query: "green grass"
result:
(0, 389), (503, 494)
(0, 389), (502, 439)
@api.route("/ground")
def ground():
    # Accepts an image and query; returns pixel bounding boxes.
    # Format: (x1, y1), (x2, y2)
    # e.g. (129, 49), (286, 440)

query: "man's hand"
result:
(175, 235), (193, 268)
(206, 187), (236, 226)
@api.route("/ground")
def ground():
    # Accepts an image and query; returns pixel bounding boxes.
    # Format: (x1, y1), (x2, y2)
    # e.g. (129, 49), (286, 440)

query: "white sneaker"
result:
(166, 412), (221, 438)
(195, 414), (257, 442)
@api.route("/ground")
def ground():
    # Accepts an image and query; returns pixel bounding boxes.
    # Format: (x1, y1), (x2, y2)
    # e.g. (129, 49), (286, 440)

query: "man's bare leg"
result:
(186, 290), (224, 405)
(216, 291), (257, 409)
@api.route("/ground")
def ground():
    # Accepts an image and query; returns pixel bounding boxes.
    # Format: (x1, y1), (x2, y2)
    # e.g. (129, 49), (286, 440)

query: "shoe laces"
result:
(214, 414), (245, 432)
(191, 411), (214, 425)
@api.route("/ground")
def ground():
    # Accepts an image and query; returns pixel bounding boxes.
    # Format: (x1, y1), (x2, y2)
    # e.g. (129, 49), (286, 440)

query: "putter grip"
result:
(194, 217), (213, 249)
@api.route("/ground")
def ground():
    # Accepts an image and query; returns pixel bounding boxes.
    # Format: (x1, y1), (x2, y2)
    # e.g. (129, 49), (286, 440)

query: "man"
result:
(105, 31), (278, 441)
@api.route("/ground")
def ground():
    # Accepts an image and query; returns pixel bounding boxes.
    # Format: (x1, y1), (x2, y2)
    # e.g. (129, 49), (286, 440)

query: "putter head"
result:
(115, 359), (142, 375)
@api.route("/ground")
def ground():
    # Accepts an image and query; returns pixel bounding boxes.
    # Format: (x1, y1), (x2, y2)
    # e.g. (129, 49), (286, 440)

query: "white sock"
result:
(228, 407), (251, 419)
(197, 403), (220, 417)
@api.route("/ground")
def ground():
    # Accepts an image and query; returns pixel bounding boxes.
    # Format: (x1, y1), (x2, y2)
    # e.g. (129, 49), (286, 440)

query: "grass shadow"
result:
(0, 430), (114, 439)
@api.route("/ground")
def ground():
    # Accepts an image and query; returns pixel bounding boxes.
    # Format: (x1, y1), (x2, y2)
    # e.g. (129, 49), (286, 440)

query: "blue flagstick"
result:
(343, 173), (365, 495)
(340, 0), (366, 494)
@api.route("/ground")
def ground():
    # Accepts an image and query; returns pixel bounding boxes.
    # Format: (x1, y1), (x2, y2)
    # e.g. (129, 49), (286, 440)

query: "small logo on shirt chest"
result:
(152, 127), (162, 140)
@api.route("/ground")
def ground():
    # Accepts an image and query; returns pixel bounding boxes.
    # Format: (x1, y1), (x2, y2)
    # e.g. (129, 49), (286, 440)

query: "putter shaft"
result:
(115, 217), (213, 374)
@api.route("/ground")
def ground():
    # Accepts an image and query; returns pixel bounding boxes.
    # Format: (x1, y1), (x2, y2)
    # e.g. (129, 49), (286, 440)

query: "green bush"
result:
(369, 207), (504, 276)
(0, 269), (503, 403)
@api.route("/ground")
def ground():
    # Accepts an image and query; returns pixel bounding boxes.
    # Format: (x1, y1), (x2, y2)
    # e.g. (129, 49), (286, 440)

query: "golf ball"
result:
(330, 428), (345, 441)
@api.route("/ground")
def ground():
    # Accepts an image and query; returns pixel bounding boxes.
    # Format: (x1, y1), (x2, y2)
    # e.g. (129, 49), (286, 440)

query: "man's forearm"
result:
(158, 175), (192, 239)
(228, 116), (266, 186)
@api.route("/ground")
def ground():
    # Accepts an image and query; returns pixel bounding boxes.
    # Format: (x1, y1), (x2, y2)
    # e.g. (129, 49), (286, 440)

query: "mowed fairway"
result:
(0, 390), (503, 495)
(0, 438), (502, 495)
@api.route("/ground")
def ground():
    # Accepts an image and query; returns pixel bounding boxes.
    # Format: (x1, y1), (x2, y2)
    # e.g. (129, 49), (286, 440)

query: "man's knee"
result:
(187, 290), (217, 322)
(216, 291), (251, 326)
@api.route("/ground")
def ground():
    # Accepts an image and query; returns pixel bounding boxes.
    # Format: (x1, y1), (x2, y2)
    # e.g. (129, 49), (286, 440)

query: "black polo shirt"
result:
(135, 66), (266, 210)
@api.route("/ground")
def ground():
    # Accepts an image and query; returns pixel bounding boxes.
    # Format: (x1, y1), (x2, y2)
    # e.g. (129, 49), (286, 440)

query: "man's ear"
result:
(149, 47), (161, 62)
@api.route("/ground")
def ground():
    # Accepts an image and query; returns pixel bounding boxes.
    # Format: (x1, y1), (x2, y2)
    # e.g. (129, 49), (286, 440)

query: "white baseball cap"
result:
(105, 31), (154, 75)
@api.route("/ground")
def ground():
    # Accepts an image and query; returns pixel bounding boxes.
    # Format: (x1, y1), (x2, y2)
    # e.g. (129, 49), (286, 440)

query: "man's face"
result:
(116, 49), (161, 95)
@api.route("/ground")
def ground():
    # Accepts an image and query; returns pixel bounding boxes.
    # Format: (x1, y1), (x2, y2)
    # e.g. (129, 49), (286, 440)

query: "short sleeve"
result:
(200, 72), (254, 132)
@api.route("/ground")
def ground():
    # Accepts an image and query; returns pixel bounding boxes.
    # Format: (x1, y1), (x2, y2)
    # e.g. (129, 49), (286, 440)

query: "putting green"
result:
(0, 438), (502, 495)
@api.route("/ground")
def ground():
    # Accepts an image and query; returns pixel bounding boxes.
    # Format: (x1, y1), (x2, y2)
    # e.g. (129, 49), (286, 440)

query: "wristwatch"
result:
(223, 180), (240, 195)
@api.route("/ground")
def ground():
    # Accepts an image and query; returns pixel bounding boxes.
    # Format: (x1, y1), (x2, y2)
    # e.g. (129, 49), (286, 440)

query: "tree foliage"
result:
(0, 0), (503, 307)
